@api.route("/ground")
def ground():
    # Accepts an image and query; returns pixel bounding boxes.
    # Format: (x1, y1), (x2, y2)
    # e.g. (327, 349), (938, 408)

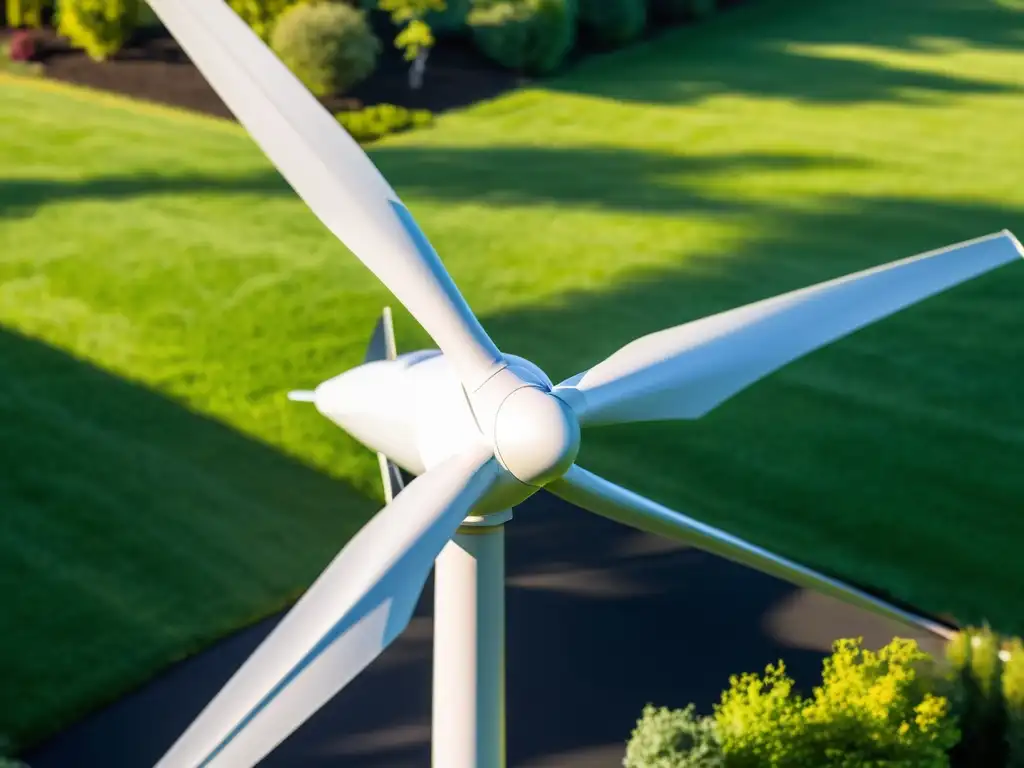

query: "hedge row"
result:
(7, 0), (726, 81)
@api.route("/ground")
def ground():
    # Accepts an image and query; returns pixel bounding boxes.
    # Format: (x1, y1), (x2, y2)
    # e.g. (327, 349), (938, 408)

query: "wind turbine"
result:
(145, 1), (1024, 765)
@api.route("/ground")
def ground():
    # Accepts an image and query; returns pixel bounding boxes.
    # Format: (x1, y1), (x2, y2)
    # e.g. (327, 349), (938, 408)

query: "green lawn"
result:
(3, 0), (1024, 748)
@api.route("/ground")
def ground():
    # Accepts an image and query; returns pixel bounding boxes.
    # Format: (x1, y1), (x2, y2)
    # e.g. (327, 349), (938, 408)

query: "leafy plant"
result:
(577, 0), (645, 47)
(945, 626), (1008, 767)
(468, 0), (576, 75)
(57, 0), (139, 61)
(625, 638), (960, 768)
(6, 0), (47, 27)
(624, 704), (723, 768)
(379, 0), (445, 88)
(336, 103), (433, 143)
(271, 1), (380, 97)
(226, 0), (304, 42)
(7, 29), (37, 61)
(1005, 638), (1024, 767)
(649, 0), (715, 22)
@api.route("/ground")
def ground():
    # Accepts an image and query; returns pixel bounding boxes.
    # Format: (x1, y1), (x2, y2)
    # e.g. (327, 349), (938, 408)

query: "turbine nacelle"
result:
(304, 351), (577, 489)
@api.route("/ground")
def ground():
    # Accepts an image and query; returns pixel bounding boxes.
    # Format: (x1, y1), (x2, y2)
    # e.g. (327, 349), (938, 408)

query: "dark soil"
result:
(2, 15), (527, 121)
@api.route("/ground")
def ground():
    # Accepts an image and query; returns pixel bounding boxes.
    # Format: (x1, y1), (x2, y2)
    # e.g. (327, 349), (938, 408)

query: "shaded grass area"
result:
(2, 0), (1024, 748)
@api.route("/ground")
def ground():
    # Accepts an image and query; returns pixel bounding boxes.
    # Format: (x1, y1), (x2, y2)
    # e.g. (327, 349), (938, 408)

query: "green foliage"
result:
(649, 0), (715, 22)
(468, 0), (576, 75)
(624, 704), (723, 768)
(271, 2), (380, 97)
(1005, 639), (1024, 767)
(380, 0), (445, 59)
(6, 0), (47, 28)
(226, 0), (303, 42)
(425, 0), (469, 33)
(712, 639), (958, 767)
(945, 626), (1009, 767)
(577, 0), (645, 47)
(56, 0), (139, 61)
(335, 103), (433, 142)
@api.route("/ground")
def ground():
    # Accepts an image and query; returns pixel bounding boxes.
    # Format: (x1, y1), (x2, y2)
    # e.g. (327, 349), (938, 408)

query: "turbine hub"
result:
(492, 385), (581, 487)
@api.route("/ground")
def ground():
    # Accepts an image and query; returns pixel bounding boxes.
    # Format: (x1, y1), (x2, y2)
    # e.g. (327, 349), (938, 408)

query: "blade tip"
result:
(1001, 228), (1024, 257)
(287, 390), (316, 402)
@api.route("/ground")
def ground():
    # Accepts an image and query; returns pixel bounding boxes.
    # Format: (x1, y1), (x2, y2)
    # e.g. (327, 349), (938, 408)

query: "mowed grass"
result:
(2, 0), (1024, 747)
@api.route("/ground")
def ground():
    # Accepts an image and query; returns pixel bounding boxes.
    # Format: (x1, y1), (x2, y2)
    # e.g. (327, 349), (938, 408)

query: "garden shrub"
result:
(625, 638), (960, 768)
(336, 103), (433, 143)
(649, 0), (715, 22)
(7, 29), (37, 61)
(945, 626), (1008, 767)
(271, 2), (380, 97)
(6, 0), (47, 27)
(1005, 638), (1024, 767)
(468, 0), (576, 75)
(425, 0), (470, 34)
(57, 0), (139, 61)
(577, 0), (645, 47)
(227, 0), (303, 42)
(624, 704), (723, 768)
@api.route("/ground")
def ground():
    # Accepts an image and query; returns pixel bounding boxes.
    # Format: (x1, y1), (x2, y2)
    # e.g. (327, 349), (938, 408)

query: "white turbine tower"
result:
(145, 1), (1024, 765)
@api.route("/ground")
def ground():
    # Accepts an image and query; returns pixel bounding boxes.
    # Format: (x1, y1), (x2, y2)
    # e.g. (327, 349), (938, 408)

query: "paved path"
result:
(26, 491), (944, 768)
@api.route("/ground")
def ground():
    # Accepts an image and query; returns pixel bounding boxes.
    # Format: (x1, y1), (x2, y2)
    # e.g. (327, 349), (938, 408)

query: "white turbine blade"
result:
(549, 465), (956, 639)
(555, 231), (1023, 426)
(287, 390), (316, 402)
(156, 445), (501, 768)
(146, 0), (505, 392)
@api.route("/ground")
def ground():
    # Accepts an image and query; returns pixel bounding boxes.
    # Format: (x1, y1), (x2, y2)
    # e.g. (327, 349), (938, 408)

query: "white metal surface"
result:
(549, 465), (957, 640)
(145, 0), (506, 394)
(433, 514), (510, 768)
(155, 446), (504, 768)
(554, 231), (1024, 426)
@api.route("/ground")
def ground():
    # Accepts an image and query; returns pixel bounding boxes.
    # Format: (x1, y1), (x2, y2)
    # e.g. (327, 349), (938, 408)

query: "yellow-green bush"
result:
(624, 704), (723, 768)
(270, 2), (380, 97)
(468, 0), (576, 75)
(1005, 638), (1024, 767)
(226, 0), (304, 42)
(626, 638), (960, 768)
(56, 0), (139, 60)
(945, 626), (1009, 767)
(577, 0), (645, 47)
(336, 103), (433, 143)
(6, 0), (47, 27)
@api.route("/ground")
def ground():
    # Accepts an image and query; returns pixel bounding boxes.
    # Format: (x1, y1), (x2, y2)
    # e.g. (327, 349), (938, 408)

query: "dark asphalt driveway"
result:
(26, 490), (945, 768)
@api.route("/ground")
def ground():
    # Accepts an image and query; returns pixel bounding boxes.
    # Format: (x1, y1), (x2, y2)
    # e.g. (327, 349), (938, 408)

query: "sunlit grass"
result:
(2, 0), (1024, 747)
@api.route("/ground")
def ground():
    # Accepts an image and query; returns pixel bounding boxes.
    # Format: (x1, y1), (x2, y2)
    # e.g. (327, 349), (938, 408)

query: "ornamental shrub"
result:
(945, 626), (1008, 767)
(57, 0), (139, 61)
(7, 29), (37, 61)
(271, 2), (380, 97)
(577, 0), (645, 47)
(624, 704), (723, 768)
(6, 0), (47, 27)
(336, 103), (433, 143)
(468, 0), (575, 75)
(1005, 638), (1024, 767)
(227, 0), (303, 42)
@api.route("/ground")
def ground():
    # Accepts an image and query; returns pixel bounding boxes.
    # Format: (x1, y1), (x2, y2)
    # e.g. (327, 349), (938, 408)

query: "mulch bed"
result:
(1, 13), (528, 121)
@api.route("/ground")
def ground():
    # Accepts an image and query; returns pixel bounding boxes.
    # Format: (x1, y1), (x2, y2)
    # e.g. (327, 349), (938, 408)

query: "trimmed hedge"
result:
(271, 2), (380, 97)
(468, 0), (575, 75)
(336, 103), (433, 143)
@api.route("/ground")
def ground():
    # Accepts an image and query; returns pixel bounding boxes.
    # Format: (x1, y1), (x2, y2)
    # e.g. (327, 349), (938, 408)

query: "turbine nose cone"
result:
(493, 386), (581, 487)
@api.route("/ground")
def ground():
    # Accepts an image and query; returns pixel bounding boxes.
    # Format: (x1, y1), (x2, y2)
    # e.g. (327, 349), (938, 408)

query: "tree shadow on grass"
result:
(548, 0), (1024, 107)
(0, 327), (376, 750)
(0, 171), (292, 221)
(371, 145), (860, 214)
